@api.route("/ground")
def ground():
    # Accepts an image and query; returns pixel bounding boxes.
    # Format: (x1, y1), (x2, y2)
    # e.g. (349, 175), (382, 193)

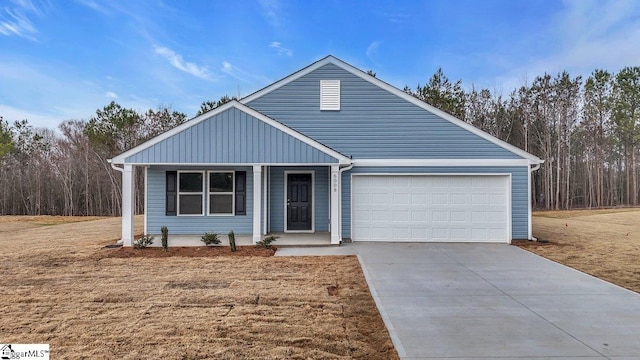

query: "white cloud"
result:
(221, 61), (266, 85)
(0, 104), (62, 129)
(106, 91), (118, 98)
(258, 0), (281, 27)
(221, 61), (248, 83)
(269, 41), (292, 56)
(154, 46), (213, 81)
(73, 0), (109, 14)
(0, 0), (43, 40)
(483, 0), (640, 92)
(366, 41), (381, 60)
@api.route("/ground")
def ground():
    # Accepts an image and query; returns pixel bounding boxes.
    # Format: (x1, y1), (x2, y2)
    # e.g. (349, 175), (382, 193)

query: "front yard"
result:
(516, 208), (640, 293)
(0, 216), (397, 359)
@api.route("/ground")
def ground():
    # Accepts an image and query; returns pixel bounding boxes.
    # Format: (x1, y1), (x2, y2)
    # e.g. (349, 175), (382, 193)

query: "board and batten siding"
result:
(268, 166), (330, 232)
(340, 166), (530, 240)
(146, 166), (254, 235)
(246, 63), (522, 160)
(125, 107), (339, 164)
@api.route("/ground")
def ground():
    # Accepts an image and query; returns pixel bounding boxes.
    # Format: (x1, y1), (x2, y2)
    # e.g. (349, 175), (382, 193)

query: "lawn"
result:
(515, 208), (640, 294)
(0, 216), (397, 359)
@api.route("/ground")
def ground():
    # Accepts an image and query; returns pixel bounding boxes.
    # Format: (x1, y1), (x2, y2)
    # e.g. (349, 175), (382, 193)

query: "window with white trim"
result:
(320, 80), (340, 110)
(209, 171), (234, 215)
(178, 171), (204, 215)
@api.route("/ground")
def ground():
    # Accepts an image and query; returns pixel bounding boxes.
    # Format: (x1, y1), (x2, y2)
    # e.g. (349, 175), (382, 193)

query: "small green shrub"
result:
(256, 234), (279, 249)
(134, 235), (155, 249)
(229, 230), (237, 252)
(201, 232), (221, 246)
(161, 226), (169, 251)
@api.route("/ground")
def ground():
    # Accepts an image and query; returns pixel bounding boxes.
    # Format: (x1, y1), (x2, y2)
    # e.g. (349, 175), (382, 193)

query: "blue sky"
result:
(1, 0), (639, 129)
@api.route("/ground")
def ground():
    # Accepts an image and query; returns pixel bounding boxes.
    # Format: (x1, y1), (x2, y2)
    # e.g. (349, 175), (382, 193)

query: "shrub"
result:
(161, 226), (169, 251)
(256, 234), (279, 249)
(201, 232), (221, 246)
(229, 230), (237, 252)
(134, 235), (154, 249)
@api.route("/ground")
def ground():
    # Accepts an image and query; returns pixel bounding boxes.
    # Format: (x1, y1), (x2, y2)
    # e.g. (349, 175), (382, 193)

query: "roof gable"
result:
(110, 101), (350, 165)
(242, 56), (542, 164)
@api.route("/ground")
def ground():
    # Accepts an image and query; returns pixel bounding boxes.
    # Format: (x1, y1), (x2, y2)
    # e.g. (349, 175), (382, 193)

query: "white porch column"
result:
(121, 164), (135, 247)
(330, 165), (341, 244)
(253, 165), (262, 244)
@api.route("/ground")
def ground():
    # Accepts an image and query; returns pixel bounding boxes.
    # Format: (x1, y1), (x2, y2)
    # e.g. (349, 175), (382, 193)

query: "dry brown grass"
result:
(515, 208), (640, 293)
(0, 216), (397, 359)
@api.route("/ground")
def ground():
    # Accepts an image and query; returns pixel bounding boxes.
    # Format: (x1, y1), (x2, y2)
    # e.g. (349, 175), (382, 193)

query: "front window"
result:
(178, 172), (204, 215)
(209, 172), (234, 215)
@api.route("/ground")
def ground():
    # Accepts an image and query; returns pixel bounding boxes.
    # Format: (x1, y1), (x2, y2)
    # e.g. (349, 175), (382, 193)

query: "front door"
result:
(287, 173), (312, 231)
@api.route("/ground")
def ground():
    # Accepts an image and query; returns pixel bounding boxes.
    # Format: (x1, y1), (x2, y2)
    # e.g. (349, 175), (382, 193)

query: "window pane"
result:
(210, 194), (233, 214)
(179, 194), (202, 214)
(179, 173), (203, 192)
(210, 172), (233, 192)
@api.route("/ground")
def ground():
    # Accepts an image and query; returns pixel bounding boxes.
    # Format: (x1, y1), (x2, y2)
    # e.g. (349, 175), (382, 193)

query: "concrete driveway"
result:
(277, 243), (640, 359)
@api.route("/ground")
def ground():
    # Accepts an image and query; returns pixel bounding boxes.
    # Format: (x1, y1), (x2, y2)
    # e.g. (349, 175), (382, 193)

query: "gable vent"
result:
(320, 80), (340, 111)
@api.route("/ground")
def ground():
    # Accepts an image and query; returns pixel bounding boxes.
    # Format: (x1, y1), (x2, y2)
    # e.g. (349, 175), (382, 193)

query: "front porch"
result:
(143, 232), (333, 247)
(117, 164), (346, 247)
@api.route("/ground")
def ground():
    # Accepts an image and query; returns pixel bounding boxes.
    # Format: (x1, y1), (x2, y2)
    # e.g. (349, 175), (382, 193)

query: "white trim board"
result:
(109, 101), (351, 165)
(121, 162), (343, 167)
(143, 166), (148, 236)
(353, 159), (531, 167)
(240, 55), (542, 165)
(351, 172), (513, 177)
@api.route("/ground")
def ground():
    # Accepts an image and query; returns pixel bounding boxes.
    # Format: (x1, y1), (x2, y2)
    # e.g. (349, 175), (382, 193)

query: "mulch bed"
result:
(97, 245), (276, 258)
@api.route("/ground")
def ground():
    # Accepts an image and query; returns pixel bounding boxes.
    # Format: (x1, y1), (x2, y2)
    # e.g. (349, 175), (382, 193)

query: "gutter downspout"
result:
(337, 163), (354, 244)
(529, 162), (542, 241)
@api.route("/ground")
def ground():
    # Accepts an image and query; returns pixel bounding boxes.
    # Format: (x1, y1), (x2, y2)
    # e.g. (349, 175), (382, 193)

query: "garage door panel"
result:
(411, 210), (427, 221)
(450, 193), (466, 205)
(490, 194), (506, 205)
(432, 210), (449, 222)
(411, 193), (427, 204)
(433, 194), (449, 205)
(393, 193), (410, 204)
(372, 210), (388, 221)
(352, 175), (509, 243)
(490, 211), (506, 221)
(450, 211), (467, 222)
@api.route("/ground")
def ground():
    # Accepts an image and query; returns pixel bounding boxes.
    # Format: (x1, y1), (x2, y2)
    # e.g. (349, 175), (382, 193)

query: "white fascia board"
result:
(353, 159), (531, 167)
(241, 56), (336, 104)
(240, 55), (542, 165)
(121, 162), (344, 167)
(237, 103), (351, 164)
(352, 172), (512, 176)
(110, 101), (239, 164)
(110, 100), (351, 165)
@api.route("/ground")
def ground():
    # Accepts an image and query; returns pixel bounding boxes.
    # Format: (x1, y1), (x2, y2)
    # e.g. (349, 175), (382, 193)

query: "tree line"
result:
(1, 66), (639, 216)
(404, 66), (640, 209)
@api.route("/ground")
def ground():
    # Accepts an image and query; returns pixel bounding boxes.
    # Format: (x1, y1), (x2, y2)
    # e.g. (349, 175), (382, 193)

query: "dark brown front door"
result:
(287, 173), (312, 231)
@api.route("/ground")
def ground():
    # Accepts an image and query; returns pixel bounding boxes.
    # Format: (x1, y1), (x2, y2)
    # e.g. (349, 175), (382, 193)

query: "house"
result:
(109, 55), (543, 246)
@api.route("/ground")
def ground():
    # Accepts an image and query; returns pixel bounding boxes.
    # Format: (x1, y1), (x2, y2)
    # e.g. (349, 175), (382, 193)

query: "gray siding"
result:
(247, 63), (521, 160)
(146, 166), (254, 235)
(341, 166), (529, 240)
(268, 166), (329, 232)
(126, 107), (339, 164)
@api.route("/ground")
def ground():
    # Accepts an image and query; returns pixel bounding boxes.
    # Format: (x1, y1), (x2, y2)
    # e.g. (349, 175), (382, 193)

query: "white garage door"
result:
(352, 175), (510, 242)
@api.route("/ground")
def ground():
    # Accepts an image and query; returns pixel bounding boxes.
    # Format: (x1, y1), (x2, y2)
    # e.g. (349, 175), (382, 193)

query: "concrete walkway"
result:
(276, 243), (640, 359)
